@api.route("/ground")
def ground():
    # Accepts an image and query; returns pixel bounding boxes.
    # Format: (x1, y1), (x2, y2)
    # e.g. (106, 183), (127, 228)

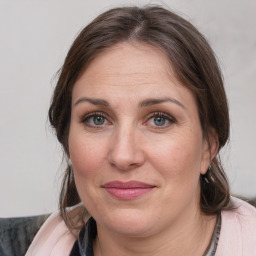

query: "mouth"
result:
(101, 180), (156, 200)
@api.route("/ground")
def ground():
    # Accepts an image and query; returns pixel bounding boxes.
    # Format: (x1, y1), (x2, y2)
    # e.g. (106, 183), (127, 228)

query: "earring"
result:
(203, 163), (212, 183)
(67, 158), (72, 167)
(203, 176), (209, 183)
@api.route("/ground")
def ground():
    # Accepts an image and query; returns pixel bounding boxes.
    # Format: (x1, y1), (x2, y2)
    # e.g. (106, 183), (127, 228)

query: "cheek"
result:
(68, 132), (109, 211)
(147, 133), (203, 181)
(147, 136), (203, 210)
(68, 130), (108, 179)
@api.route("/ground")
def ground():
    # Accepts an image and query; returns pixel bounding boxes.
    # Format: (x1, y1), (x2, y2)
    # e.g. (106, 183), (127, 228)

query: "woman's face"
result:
(69, 42), (214, 237)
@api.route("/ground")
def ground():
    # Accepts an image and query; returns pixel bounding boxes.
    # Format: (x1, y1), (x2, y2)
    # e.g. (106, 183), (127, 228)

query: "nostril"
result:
(108, 150), (145, 171)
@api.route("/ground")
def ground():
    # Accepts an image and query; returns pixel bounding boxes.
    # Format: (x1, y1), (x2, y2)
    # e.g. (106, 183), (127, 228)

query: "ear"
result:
(200, 129), (219, 175)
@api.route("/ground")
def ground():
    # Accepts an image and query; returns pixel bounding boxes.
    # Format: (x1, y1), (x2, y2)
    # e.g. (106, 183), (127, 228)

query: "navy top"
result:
(70, 218), (96, 256)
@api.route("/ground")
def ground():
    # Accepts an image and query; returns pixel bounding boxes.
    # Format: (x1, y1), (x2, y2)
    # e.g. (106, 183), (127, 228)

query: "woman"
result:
(26, 5), (256, 256)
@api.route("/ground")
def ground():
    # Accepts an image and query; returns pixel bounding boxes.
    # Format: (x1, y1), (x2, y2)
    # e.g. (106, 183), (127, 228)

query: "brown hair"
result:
(49, 5), (231, 230)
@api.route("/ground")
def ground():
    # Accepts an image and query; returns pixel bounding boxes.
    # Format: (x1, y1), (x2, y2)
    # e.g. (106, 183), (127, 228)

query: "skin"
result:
(69, 42), (218, 256)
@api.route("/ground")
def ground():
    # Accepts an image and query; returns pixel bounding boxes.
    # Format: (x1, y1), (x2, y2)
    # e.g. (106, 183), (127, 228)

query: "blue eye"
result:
(82, 113), (109, 127)
(153, 116), (167, 126)
(146, 113), (175, 128)
(92, 116), (106, 125)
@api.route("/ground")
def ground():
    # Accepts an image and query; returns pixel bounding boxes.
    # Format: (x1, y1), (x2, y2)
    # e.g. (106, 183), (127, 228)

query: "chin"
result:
(96, 208), (154, 236)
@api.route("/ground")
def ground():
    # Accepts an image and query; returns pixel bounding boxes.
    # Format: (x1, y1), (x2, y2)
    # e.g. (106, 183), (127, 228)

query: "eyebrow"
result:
(139, 97), (185, 109)
(74, 96), (185, 109)
(74, 97), (110, 107)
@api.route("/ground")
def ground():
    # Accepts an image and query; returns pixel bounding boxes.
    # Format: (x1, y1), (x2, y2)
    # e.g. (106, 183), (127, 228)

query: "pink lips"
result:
(101, 181), (155, 200)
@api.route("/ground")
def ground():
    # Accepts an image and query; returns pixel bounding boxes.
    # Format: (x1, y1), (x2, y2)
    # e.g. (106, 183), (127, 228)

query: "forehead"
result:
(72, 42), (194, 107)
(92, 42), (169, 68)
(75, 43), (173, 86)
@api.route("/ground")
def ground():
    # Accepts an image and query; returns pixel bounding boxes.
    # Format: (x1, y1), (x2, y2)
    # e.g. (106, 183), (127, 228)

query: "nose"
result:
(108, 125), (145, 171)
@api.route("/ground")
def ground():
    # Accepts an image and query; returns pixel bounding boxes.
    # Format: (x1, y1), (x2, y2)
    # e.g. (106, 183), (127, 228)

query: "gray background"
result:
(1, 0), (255, 217)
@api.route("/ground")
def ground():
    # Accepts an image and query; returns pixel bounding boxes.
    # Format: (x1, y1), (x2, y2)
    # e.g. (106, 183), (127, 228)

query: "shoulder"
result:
(25, 209), (81, 256)
(216, 197), (256, 255)
(222, 196), (256, 228)
(0, 214), (49, 256)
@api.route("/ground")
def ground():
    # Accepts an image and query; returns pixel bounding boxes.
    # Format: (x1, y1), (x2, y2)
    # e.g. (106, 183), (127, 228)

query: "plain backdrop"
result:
(1, 0), (255, 217)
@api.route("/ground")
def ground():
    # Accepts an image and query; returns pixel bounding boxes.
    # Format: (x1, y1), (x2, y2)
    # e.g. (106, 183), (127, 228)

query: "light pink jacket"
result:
(216, 197), (256, 255)
(26, 197), (256, 256)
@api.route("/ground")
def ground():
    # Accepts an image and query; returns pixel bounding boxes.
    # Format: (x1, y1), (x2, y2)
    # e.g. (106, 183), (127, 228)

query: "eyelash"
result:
(81, 112), (110, 128)
(144, 112), (176, 129)
(80, 111), (176, 129)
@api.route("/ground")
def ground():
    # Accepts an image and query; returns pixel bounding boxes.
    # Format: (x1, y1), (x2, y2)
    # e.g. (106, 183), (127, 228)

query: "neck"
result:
(93, 212), (217, 256)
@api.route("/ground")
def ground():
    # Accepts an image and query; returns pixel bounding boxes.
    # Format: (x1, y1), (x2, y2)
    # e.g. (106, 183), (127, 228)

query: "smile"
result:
(101, 180), (156, 200)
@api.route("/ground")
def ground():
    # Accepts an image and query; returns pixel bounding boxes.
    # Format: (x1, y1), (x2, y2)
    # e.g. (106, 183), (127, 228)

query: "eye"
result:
(152, 116), (167, 126)
(81, 112), (111, 127)
(92, 116), (106, 125)
(144, 112), (175, 129)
